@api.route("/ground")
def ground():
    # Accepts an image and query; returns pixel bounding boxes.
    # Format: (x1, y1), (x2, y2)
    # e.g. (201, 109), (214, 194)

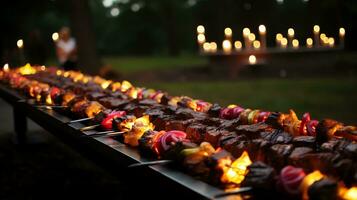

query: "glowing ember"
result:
(227, 104), (237, 108)
(220, 151), (252, 185)
(101, 80), (112, 89)
(111, 82), (121, 91)
(85, 102), (103, 118)
(18, 63), (36, 75)
(123, 115), (155, 146)
(340, 187), (357, 200)
(73, 73), (84, 82)
(46, 94), (53, 105)
(168, 96), (181, 106)
(127, 88), (138, 99)
(301, 170), (324, 199)
(121, 80), (132, 92)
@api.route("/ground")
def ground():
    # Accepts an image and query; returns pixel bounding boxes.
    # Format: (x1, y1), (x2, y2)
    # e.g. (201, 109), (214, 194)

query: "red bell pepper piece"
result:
(101, 111), (126, 130)
(299, 113), (311, 135)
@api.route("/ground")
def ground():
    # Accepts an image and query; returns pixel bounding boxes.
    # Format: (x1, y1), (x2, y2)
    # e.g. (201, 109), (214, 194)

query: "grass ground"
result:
(103, 55), (357, 124)
(144, 78), (357, 124)
(104, 55), (207, 75)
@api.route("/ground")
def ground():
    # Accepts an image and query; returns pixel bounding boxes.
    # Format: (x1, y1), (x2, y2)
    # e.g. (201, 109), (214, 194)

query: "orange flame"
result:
(111, 82), (121, 91)
(127, 88), (138, 99)
(301, 170), (325, 200)
(187, 100), (197, 111)
(121, 80), (132, 92)
(85, 102), (103, 118)
(220, 151), (252, 185)
(46, 94), (53, 105)
(18, 63), (36, 75)
(340, 187), (357, 200)
(168, 96), (181, 106)
(123, 115), (155, 146)
(101, 80), (112, 89)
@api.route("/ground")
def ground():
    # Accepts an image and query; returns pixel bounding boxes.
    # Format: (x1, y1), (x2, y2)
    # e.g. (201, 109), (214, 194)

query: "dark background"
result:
(1, 0), (356, 60)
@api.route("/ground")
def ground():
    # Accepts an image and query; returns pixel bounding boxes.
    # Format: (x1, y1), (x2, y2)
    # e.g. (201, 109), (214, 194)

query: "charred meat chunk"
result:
(219, 118), (241, 131)
(236, 122), (272, 139)
(207, 103), (221, 118)
(293, 136), (316, 148)
(185, 123), (207, 144)
(268, 144), (293, 170)
(265, 112), (283, 129)
(165, 119), (194, 132)
(86, 92), (106, 100)
(308, 178), (337, 200)
(316, 119), (343, 146)
(175, 107), (195, 120)
(204, 127), (229, 148)
(260, 130), (293, 145)
(288, 147), (314, 167)
(241, 161), (276, 192)
(98, 97), (129, 109)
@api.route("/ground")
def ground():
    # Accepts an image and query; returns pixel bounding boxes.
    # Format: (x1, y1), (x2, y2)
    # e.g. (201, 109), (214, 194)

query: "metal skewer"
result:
(35, 105), (68, 109)
(214, 187), (252, 198)
(128, 160), (173, 168)
(79, 124), (101, 131)
(93, 130), (116, 134)
(66, 117), (93, 124)
(86, 131), (125, 137)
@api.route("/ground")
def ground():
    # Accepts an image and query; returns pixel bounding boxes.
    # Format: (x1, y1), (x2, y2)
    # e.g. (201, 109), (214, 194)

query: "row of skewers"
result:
(0, 64), (356, 199)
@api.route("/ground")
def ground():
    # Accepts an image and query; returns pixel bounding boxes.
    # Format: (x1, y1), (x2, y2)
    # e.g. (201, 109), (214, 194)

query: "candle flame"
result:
(288, 28), (295, 37)
(259, 25), (266, 33)
(253, 40), (261, 49)
(52, 32), (59, 42)
(306, 38), (313, 47)
(222, 40), (232, 53)
(292, 39), (299, 48)
(197, 34), (206, 44)
(3, 63), (9, 72)
(281, 38), (288, 48)
(17, 39), (24, 49)
(248, 33), (256, 42)
(249, 55), (257, 65)
(328, 37), (335, 47)
(210, 42), (217, 53)
(243, 28), (250, 36)
(197, 25), (205, 34)
(339, 28), (345, 36)
(203, 42), (211, 52)
(224, 27), (232, 37)
(234, 41), (242, 50)
(313, 25), (320, 33)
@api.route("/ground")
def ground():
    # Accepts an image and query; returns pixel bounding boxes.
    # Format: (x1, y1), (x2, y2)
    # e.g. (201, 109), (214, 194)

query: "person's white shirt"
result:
(57, 38), (76, 63)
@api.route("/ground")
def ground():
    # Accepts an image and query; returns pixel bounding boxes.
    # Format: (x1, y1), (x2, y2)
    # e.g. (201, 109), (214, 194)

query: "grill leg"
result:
(13, 105), (27, 144)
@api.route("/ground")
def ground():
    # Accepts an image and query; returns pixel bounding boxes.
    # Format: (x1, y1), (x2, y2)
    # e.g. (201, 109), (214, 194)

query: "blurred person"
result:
(56, 27), (77, 70)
